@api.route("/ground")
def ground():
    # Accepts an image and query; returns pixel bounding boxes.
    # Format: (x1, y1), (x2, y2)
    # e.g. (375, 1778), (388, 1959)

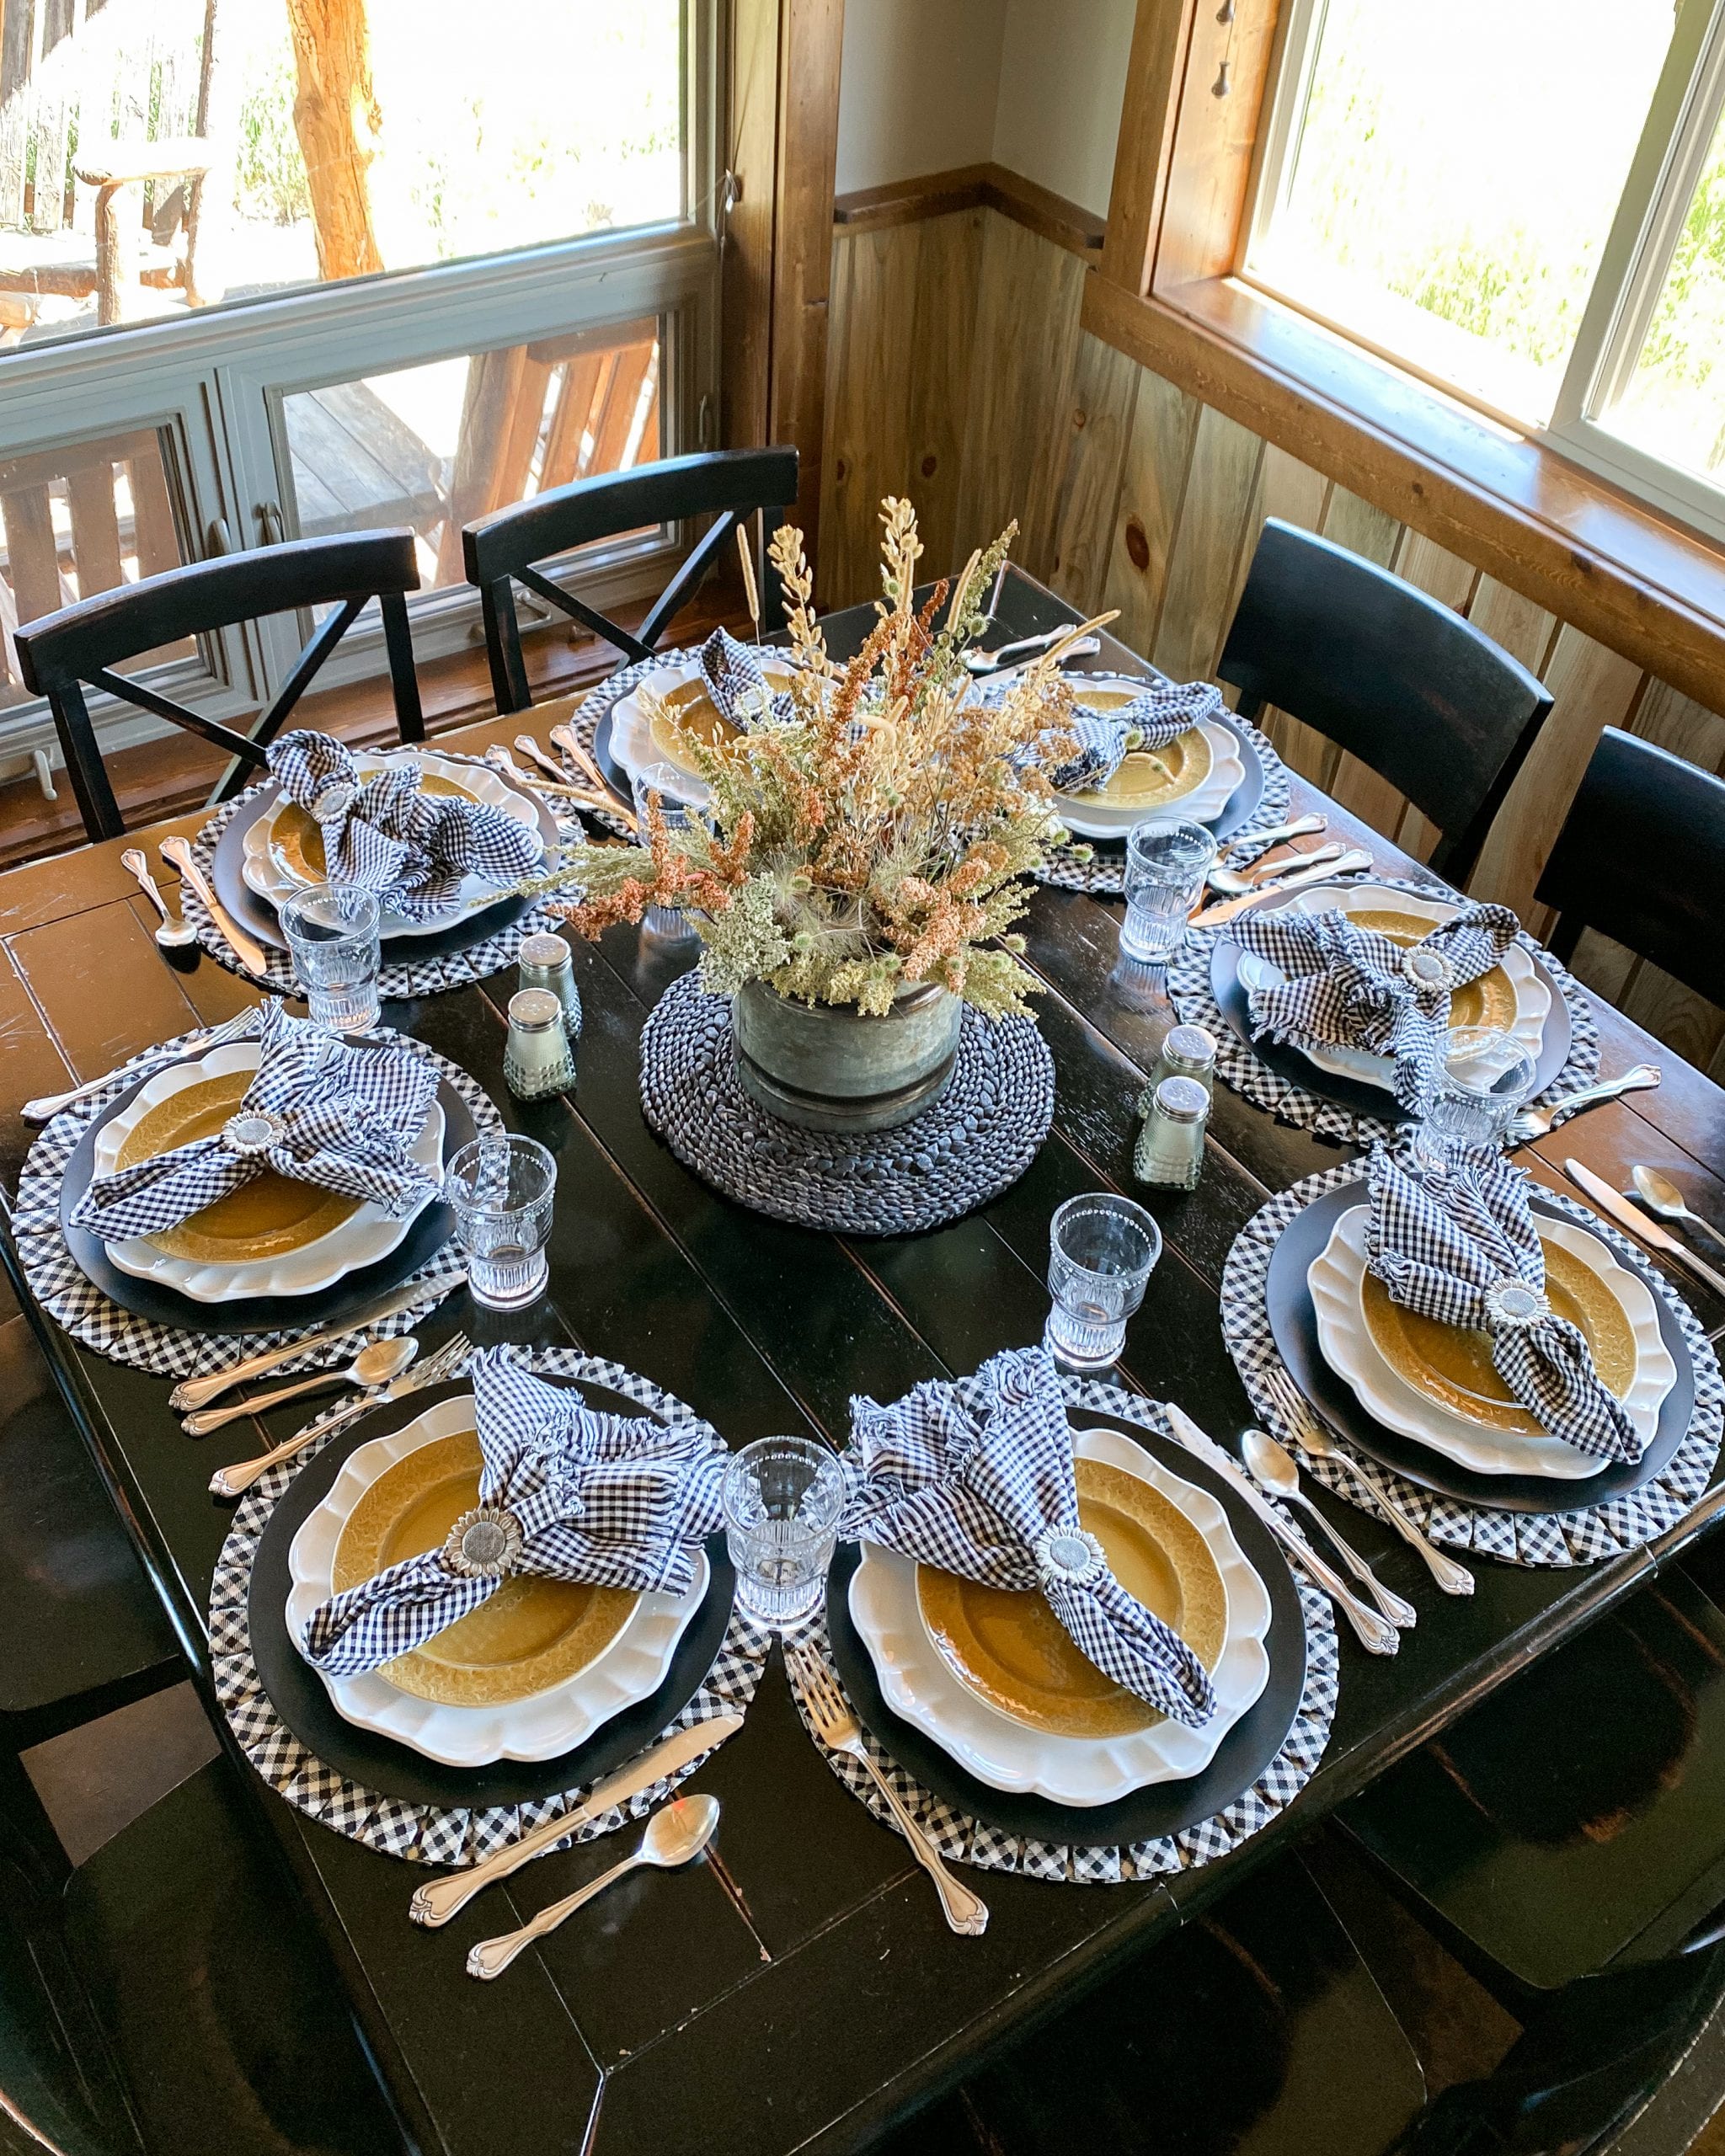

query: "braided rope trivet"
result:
(210, 1342), (771, 1865)
(638, 972), (1055, 1236)
(1221, 1156), (1724, 1566)
(786, 1375), (1338, 1883)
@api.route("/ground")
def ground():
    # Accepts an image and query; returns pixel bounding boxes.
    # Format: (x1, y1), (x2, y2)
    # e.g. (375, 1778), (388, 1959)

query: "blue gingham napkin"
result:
(1365, 1145), (1640, 1462)
(842, 1345), (1218, 1727)
(695, 628), (796, 729)
(1230, 900), (1520, 1113)
(300, 1348), (728, 1677)
(70, 1001), (438, 1242)
(1031, 677), (1226, 792)
(269, 731), (543, 919)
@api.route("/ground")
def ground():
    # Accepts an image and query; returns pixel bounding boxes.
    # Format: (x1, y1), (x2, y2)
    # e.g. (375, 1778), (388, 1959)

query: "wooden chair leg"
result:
(50, 685), (123, 842)
(379, 593), (425, 743)
(479, 578), (532, 713)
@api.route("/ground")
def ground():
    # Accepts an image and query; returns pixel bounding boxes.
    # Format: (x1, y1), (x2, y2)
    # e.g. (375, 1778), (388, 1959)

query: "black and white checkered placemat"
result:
(786, 1376), (1338, 1885)
(210, 1343), (772, 1865)
(1167, 873), (1603, 1146)
(181, 767), (568, 999)
(12, 1023), (493, 1380)
(1222, 1157), (1725, 1566)
(639, 971), (1056, 1237)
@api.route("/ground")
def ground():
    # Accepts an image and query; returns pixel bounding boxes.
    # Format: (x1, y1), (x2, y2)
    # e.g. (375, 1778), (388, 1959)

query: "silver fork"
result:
(23, 1007), (261, 1123)
(207, 1333), (471, 1497)
(790, 1645), (989, 1936)
(1261, 1368), (1474, 1597)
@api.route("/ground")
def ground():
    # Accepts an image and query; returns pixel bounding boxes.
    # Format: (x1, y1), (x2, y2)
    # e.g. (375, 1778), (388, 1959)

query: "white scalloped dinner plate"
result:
(1234, 883), (1550, 1093)
(1308, 1203), (1676, 1478)
(243, 749), (542, 940)
(848, 1425), (1272, 1805)
(608, 654), (801, 808)
(286, 1396), (708, 1767)
(90, 1040), (443, 1302)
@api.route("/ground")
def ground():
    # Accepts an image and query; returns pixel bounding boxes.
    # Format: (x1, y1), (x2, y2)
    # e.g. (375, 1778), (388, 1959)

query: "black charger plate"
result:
(1265, 1178), (1696, 1512)
(1207, 883), (1573, 1124)
(246, 1379), (737, 1811)
(59, 1049), (474, 1337)
(210, 773), (559, 963)
(825, 1406), (1308, 1848)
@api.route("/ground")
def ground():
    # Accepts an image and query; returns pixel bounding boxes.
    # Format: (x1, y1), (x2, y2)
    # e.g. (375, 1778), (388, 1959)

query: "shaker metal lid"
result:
(518, 932), (573, 970)
(1153, 1075), (1210, 1121)
(507, 988), (565, 1031)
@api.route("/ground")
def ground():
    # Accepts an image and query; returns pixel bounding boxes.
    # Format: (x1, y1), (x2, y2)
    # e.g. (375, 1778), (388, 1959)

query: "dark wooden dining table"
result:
(3, 565), (1723, 2156)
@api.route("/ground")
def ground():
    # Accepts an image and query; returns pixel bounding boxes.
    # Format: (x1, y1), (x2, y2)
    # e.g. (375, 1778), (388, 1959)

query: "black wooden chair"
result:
(1535, 727), (1725, 1009)
(1216, 519), (1554, 883)
(11, 531), (425, 846)
(461, 445), (799, 713)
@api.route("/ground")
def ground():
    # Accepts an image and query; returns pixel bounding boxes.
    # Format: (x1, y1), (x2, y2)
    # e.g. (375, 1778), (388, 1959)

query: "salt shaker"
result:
(504, 988), (577, 1100)
(1135, 1075), (1210, 1190)
(1151, 1022), (1216, 1100)
(517, 931), (583, 1038)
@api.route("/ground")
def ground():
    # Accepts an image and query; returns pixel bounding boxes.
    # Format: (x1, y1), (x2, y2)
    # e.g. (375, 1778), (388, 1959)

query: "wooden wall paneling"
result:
(817, 224), (920, 608)
(1316, 485), (1404, 826)
(1098, 366), (1201, 657)
(1617, 959), (1725, 1075)
(1567, 928), (1642, 1009)
(1628, 676), (1725, 774)
(1046, 330), (1141, 616)
(1150, 401), (1263, 685)
(1455, 573), (1561, 678)
(903, 209), (985, 585)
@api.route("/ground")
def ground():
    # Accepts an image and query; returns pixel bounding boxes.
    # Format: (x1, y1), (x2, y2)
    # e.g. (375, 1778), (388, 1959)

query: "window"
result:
(1245, 0), (1725, 542)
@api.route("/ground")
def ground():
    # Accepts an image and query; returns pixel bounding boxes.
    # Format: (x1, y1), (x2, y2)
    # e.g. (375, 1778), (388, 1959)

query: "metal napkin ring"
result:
(1401, 944), (1456, 994)
(221, 1110), (286, 1158)
(1033, 1525), (1108, 1589)
(311, 781), (356, 823)
(1484, 1277), (1551, 1331)
(441, 1505), (525, 1581)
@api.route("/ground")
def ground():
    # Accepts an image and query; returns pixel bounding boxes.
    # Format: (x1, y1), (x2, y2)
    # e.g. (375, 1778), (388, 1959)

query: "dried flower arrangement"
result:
(525, 499), (1110, 1019)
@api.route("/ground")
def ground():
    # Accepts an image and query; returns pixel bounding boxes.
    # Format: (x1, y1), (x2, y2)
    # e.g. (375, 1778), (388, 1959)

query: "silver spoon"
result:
(1503, 1063), (1660, 1145)
(181, 1334), (418, 1437)
(1207, 841), (1343, 895)
(120, 846), (197, 947)
(1631, 1165), (1725, 1257)
(1242, 1428), (1418, 1628)
(467, 1796), (720, 1981)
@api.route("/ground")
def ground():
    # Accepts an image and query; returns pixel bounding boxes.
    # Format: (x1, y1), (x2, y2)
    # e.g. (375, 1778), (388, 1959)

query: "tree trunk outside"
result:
(284, 0), (384, 283)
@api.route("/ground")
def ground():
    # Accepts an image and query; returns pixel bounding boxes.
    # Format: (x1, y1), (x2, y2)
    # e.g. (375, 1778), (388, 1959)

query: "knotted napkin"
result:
(1032, 677), (1227, 792)
(1365, 1145), (1640, 1462)
(1229, 899), (1520, 1113)
(695, 628), (795, 729)
(269, 731), (543, 919)
(843, 1345), (1218, 1727)
(70, 1001), (438, 1242)
(301, 1348), (727, 1677)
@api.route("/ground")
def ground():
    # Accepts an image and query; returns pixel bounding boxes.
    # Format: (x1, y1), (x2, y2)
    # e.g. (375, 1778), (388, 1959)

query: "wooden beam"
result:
(833, 162), (1106, 259)
(284, 0), (383, 283)
(722, 0), (782, 454)
(1099, 0), (1200, 299)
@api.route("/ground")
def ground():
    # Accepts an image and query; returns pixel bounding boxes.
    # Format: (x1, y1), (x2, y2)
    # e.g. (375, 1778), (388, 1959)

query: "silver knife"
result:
(1564, 1158), (1725, 1302)
(168, 1269), (467, 1412)
(409, 1714), (745, 1929)
(1162, 1404), (1400, 1654)
(1188, 848), (1375, 928)
(159, 835), (269, 974)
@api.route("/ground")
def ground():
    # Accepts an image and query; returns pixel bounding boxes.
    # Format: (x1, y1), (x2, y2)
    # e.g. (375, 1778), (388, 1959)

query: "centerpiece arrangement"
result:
(526, 499), (1106, 1133)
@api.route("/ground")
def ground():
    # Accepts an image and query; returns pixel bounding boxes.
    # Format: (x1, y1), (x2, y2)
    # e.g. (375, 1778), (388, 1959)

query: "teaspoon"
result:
(182, 1334), (417, 1437)
(1242, 1428), (1418, 1628)
(1632, 1165), (1725, 1257)
(1207, 841), (1343, 896)
(121, 846), (197, 947)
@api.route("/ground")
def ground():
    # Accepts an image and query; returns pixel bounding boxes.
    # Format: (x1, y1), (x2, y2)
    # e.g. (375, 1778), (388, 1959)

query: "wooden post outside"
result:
(284, 0), (383, 283)
(92, 179), (135, 323)
(184, 0), (237, 308)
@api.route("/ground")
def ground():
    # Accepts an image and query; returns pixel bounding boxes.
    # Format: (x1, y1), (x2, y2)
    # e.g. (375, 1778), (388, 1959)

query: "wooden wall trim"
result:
(832, 162), (1105, 260)
(1082, 270), (1725, 718)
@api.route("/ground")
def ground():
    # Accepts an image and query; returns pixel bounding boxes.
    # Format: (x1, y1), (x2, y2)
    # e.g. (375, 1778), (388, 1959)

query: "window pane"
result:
(1599, 99), (1725, 485)
(0, 0), (683, 349)
(280, 319), (663, 590)
(1250, 0), (1674, 422)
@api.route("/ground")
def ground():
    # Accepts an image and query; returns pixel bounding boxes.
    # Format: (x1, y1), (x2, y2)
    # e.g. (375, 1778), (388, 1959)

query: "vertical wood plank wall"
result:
(818, 205), (1725, 1081)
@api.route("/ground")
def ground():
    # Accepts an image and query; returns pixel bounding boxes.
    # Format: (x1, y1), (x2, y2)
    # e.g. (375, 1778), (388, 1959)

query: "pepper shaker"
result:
(1135, 1075), (1210, 1190)
(517, 931), (584, 1038)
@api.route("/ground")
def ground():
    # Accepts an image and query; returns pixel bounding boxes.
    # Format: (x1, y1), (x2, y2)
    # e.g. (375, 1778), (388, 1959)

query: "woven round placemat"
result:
(638, 972), (1056, 1236)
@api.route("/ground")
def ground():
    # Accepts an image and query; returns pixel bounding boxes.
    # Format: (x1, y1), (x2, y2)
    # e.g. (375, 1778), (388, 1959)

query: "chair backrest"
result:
(462, 445), (799, 713)
(12, 531), (425, 845)
(1535, 727), (1725, 1008)
(1216, 519), (1554, 884)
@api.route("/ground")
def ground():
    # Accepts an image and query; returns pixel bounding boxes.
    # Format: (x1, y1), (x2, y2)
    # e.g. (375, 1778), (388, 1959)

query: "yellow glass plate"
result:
(1059, 686), (1211, 812)
(115, 1070), (359, 1263)
(646, 666), (798, 781)
(1362, 1231), (1637, 1435)
(916, 1456), (1227, 1739)
(271, 766), (474, 885)
(331, 1427), (636, 1706)
(1343, 905), (1517, 1033)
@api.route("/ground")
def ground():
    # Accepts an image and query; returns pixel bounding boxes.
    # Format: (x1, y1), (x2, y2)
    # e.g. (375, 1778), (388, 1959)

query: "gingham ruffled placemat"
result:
(210, 1343), (772, 1865)
(181, 764), (567, 998)
(12, 1023), (492, 1380)
(1222, 1157), (1725, 1566)
(786, 1376), (1338, 1885)
(1167, 873), (1603, 1145)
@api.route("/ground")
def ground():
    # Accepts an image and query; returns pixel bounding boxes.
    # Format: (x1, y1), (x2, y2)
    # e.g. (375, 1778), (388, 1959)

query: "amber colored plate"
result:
(1341, 905), (1518, 1033)
(1362, 1232), (1638, 1435)
(270, 766), (474, 885)
(645, 665), (797, 780)
(1063, 686), (1212, 813)
(115, 1070), (359, 1264)
(331, 1428), (635, 1706)
(915, 1458), (1227, 1740)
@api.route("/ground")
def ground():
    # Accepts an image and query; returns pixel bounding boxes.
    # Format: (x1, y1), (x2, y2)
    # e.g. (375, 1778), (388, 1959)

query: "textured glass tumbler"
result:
(1413, 1027), (1539, 1168)
(630, 760), (698, 942)
(722, 1438), (846, 1625)
(443, 1135), (557, 1310)
(1119, 819), (1218, 963)
(1044, 1193), (1163, 1371)
(280, 883), (382, 1033)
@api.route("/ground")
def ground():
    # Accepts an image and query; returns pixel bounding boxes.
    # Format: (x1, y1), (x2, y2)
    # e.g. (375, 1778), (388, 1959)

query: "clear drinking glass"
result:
(630, 759), (698, 942)
(722, 1437), (846, 1625)
(280, 883), (382, 1033)
(443, 1135), (557, 1310)
(1119, 819), (1218, 963)
(1044, 1193), (1163, 1371)
(1413, 1027), (1539, 1168)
